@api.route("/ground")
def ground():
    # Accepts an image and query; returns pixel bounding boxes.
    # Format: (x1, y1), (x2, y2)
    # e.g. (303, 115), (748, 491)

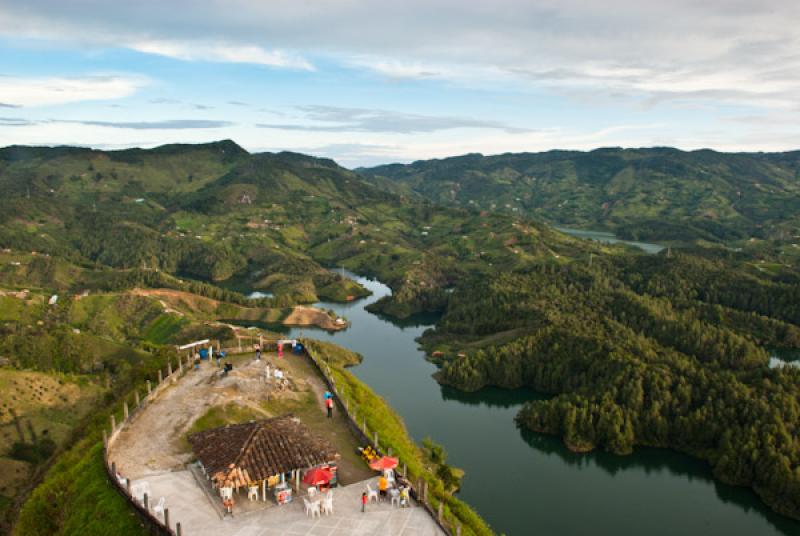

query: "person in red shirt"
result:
(361, 491), (367, 513)
(326, 396), (334, 418)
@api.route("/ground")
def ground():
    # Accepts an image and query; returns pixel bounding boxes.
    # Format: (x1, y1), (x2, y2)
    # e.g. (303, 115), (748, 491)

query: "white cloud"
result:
(127, 40), (314, 70)
(256, 105), (530, 134)
(0, 75), (146, 107)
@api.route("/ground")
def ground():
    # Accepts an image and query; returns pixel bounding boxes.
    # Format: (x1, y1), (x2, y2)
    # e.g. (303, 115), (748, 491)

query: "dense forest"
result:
(360, 147), (800, 242)
(430, 253), (800, 519)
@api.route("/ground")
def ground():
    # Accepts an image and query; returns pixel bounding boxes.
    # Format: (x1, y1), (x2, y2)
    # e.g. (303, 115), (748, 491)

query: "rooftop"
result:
(189, 414), (340, 486)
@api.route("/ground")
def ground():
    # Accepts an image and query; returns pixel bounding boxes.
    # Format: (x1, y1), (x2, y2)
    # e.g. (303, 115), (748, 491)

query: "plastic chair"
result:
(221, 487), (233, 500)
(322, 495), (334, 515)
(308, 486), (317, 497)
(390, 489), (401, 507)
(366, 483), (379, 503)
(248, 486), (259, 501)
(152, 496), (166, 518)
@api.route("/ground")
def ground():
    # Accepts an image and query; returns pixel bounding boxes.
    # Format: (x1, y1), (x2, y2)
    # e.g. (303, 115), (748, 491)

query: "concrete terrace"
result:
(131, 472), (443, 536)
(109, 350), (445, 535)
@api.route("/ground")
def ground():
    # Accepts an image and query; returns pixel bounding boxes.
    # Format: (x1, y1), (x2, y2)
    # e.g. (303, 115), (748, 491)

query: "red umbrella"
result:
(369, 456), (399, 471)
(303, 467), (333, 486)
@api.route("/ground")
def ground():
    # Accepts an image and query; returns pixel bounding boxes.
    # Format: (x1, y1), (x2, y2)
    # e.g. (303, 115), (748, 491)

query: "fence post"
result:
(157, 369), (163, 384)
(144, 493), (149, 511)
(110, 414), (116, 432)
(373, 431), (379, 449)
(103, 429), (108, 449)
(362, 418), (367, 433)
(126, 478), (131, 495)
(177, 522), (182, 536)
(168, 361), (173, 378)
(147, 380), (152, 395)
(111, 461), (116, 477)
(123, 401), (129, 421)
(134, 390), (140, 407)
(423, 481), (428, 503)
(438, 501), (443, 522)
(164, 508), (170, 529)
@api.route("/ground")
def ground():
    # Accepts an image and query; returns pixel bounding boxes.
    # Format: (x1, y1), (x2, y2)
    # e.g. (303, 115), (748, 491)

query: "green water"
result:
(282, 272), (800, 536)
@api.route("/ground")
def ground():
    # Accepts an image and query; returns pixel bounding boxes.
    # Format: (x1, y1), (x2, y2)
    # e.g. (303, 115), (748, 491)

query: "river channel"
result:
(277, 271), (800, 536)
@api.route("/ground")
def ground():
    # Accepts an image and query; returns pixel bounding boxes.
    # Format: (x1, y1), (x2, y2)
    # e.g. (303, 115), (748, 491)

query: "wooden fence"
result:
(102, 354), (198, 535)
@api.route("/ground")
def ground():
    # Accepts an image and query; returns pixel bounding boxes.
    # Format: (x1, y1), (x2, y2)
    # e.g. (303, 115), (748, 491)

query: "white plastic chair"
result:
(303, 497), (313, 517)
(390, 488), (401, 507)
(152, 496), (166, 518)
(131, 481), (151, 504)
(307, 486), (317, 497)
(220, 487), (233, 500)
(322, 495), (334, 515)
(384, 469), (396, 485)
(366, 483), (379, 503)
(248, 486), (259, 501)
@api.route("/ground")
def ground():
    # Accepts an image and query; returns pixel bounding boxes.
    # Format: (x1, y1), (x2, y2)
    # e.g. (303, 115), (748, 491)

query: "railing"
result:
(301, 340), (463, 536)
(102, 354), (197, 535)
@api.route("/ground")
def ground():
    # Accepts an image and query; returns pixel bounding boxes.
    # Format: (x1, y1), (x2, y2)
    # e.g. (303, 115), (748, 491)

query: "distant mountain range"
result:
(0, 139), (594, 314)
(359, 147), (800, 242)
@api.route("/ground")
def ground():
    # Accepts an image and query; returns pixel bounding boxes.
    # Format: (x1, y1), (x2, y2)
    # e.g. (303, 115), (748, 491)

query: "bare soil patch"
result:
(283, 305), (346, 331)
(109, 351), (372, 484)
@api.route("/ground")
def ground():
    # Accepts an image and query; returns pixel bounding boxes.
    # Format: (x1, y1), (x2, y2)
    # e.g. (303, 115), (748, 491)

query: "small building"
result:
(188, 414), (339, 500)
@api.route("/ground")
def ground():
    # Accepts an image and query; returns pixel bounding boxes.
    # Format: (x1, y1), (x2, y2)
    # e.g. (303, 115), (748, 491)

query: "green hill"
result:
(0, 140), (606, 316)
(359, 147), (800, 242)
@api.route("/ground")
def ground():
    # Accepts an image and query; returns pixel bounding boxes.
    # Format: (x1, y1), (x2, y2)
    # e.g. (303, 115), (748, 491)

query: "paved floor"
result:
(133, 472), (444, 536)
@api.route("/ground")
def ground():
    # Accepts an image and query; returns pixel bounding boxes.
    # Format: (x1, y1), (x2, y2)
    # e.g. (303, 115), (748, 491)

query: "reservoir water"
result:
(282, 272), (799, 536)
(555, 226), (665, 254)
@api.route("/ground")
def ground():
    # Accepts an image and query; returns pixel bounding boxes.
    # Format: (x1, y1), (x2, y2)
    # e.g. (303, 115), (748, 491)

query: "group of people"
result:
(361, 472), (411, 512)
(193, 346), (223, 371)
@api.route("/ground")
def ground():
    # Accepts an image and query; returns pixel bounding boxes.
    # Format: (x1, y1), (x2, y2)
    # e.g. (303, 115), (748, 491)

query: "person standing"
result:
(361, 492), (367, 513)
(326, 395), (334, 418)
(378, 475), (388, 500)
(255, 345), (261, 361)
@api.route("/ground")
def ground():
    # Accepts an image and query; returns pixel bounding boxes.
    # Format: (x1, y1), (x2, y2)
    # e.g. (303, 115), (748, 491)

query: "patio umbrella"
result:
(303, 467), (334, 486)
(369, 456), (399, 471)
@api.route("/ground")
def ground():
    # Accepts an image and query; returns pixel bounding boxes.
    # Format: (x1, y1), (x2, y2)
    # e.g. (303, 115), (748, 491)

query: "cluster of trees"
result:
(432, 255), (800, 519)
(70, 213), (246, 281)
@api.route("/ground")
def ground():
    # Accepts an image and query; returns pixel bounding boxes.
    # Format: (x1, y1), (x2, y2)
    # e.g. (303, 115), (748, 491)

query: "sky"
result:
(0, 0), (799, 167)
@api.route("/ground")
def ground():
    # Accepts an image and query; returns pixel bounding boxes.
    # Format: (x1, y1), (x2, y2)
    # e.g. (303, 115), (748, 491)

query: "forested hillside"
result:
(5, 140), (800, 530)
(360, 147), (800, 242)
(428, 253), (800, 519)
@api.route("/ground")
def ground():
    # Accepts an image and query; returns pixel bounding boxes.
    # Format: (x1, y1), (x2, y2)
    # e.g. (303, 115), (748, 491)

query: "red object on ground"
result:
(369, 456), (399, 471)
(303, 467), (334, 486)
